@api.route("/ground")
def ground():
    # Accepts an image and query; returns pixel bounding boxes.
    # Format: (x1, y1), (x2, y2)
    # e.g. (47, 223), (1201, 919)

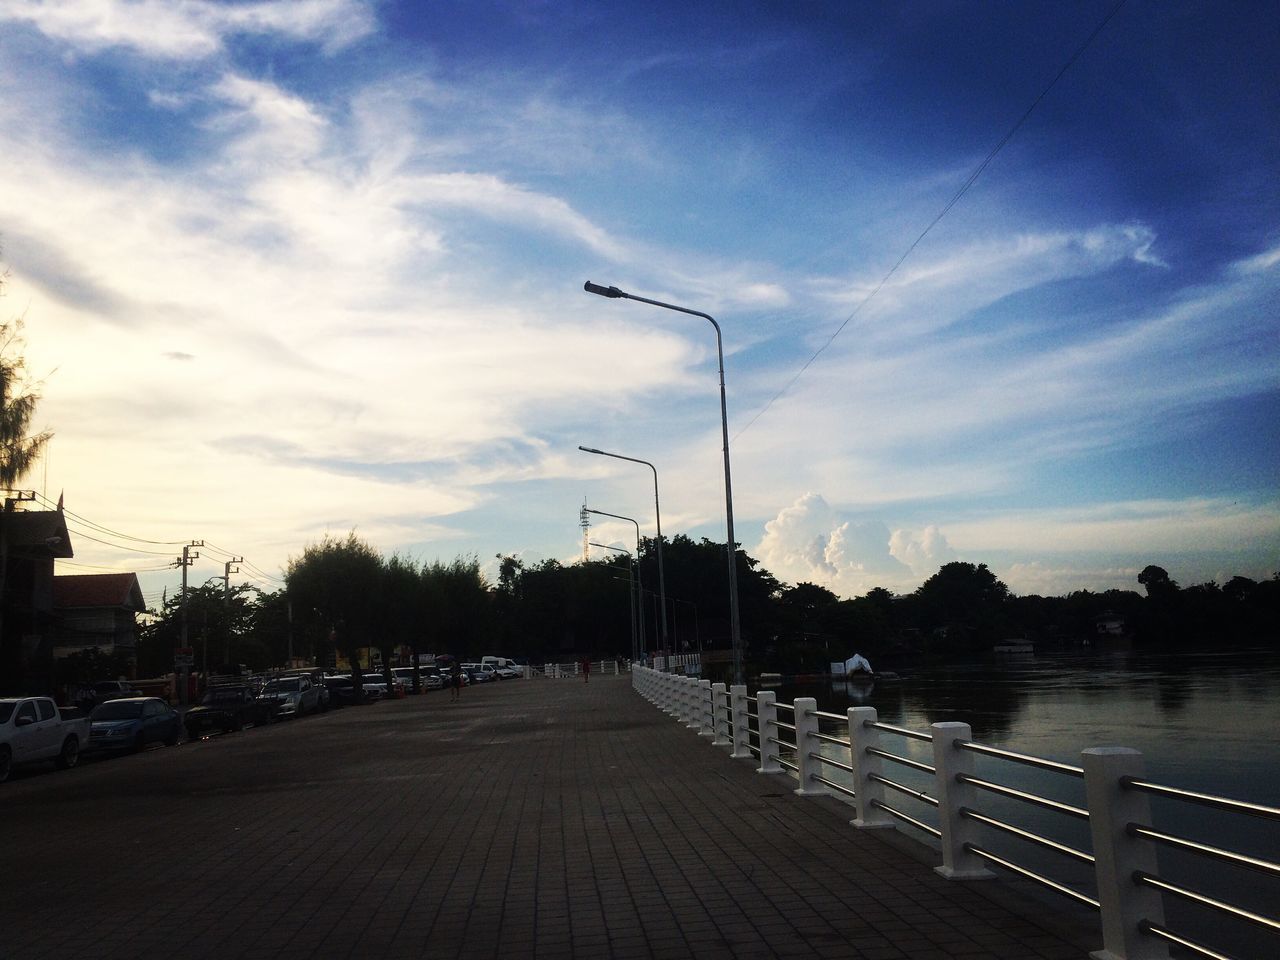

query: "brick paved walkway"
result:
(2, 675), (1097, 959)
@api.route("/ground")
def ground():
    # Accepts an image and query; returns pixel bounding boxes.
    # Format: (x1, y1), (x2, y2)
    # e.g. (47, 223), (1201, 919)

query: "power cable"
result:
(732, 0), (1129, 441)
(28, 491), (187, 545)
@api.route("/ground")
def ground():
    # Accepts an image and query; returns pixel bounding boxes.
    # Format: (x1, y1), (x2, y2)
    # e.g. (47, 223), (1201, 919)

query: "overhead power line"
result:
(733, 0), (1129, 440)
(28, 491), (187, 546)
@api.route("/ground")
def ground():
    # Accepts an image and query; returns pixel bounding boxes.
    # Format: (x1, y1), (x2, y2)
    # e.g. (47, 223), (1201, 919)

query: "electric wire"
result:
(28, 491), (187, 545)
(732, 0), (1129, 441)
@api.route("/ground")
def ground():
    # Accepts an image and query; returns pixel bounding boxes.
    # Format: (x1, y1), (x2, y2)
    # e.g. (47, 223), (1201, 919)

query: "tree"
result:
(914, 562), (1012, 650)
(0, 270), (51, 485)
(286, 532), (384, 695)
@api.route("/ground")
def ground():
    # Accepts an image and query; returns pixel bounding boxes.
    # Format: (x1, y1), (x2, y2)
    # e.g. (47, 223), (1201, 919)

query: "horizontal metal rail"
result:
(747, 744), (761, 757)
(809, 751), (853, 774)
(1139, 922), (1238, 960)
(956, 740), (1084, 778)
(767, 736), (796, 752)
(1134, 873), (1280, 933)
(957, 774), (1089, 820)
(771, 719), (797, 733)
(746, 710), (758, 722)
(775, 701), (795, 713)
(777, 756), (799, 773)
(965, 844), (1100, 911)
(1129, 824), (1280, 877)
(810, 774), (857, 800)
(745, 696), (758, 704)
(870, 799), (942, 838)
(1124, 778), (1280, 821)
(810, 709), (848, 722)
(870, 772), (939, 807)
(960, 808), (1094, 865)
(866, 746), (936, 775)
(812, 730), (851, 748)
(866, 720), (933, 742)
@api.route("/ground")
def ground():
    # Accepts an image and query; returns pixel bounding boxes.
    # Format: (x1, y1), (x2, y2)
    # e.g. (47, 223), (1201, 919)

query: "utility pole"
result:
(174, 541), (202, 704)
(223, 557), (242, 668)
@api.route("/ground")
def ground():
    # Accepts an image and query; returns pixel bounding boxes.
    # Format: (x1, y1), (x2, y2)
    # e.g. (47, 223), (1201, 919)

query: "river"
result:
(766, 645), (1280, 959)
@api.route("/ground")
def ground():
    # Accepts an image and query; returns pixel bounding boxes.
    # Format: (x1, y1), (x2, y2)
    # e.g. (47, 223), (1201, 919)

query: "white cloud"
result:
(0, 0), (375, 59)
(753, 493), (945, 596)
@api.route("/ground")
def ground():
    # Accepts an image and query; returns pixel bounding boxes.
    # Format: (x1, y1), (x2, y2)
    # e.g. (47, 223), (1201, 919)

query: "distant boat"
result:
(994, 639), (1034, 654)
(831, 654), (875, 678)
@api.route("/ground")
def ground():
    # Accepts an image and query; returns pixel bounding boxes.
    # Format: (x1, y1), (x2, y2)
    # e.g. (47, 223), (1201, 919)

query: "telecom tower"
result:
(579, 499), (590, 562)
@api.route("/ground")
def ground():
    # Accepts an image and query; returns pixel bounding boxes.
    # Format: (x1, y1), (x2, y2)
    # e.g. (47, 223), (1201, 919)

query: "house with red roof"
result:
(52, 573), (147, 658)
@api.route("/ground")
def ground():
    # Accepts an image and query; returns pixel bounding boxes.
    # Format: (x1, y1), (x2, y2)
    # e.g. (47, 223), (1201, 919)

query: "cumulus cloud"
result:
(753, 493), (957, 597)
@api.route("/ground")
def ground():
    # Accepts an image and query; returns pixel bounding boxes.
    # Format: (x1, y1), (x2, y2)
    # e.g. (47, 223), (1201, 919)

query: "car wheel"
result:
(0, 745), (11, 782)
(56, 736), (80, 770)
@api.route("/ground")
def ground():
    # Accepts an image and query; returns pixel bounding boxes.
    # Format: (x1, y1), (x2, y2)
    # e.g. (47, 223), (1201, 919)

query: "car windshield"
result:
(205, 689), (246, 704)
(92, 701), (144, 720)
(263, 679), (301, 693)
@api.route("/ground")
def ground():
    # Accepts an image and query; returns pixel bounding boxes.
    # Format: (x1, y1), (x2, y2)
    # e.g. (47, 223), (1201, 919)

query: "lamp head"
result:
(578, 445), (604, 455)
(584, 281), (626, 299)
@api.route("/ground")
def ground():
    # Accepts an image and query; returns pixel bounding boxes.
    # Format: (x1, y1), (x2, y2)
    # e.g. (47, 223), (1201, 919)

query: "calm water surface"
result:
(768, 646), (1280, 959)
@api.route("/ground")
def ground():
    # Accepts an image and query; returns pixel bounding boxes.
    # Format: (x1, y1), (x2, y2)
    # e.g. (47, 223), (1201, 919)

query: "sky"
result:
(0, 0), (1276, 611)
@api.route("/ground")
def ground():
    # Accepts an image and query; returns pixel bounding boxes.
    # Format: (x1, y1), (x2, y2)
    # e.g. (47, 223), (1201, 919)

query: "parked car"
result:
(0, 697), (90, 782)
(461, 663), (492, 683)
(420, 667), (445, 690)
(257, 676), (323, 718)
(325, 675), (385, 702)
(73, 680), (141, 714)
(88, 697), (181, 753)
(185, 685), (272, 738)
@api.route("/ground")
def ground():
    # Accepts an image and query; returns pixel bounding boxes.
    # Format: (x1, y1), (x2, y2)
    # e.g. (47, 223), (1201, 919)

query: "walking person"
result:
(451, 659), (462, 701)
(581, 656), (590, 684)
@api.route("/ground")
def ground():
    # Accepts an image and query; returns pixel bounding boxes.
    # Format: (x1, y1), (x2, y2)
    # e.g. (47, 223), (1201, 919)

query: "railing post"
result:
(684, 677), (701, 729)
(729, 685), (751, 759)
(698, 679), (714, 737)
(756, 691), (782, 774)
(664, 672), (680, 717)
(931, 721), (995, 880)
(711, 683), (730, 746)
(849, 707), (893, 829)
(793, 698), (824, 797)
(1083, 748), (1169, 960)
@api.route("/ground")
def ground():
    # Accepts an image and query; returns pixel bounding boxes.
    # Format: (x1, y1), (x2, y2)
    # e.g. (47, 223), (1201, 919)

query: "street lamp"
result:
(589, 541), (637, 661)
(584, 508), (645, 659)
(578, 445), (670, 655)
(583, 281), (744, 684)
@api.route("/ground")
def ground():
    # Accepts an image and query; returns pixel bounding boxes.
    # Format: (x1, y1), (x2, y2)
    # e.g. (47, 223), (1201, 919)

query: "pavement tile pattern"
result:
(2, 674), (1098, 959)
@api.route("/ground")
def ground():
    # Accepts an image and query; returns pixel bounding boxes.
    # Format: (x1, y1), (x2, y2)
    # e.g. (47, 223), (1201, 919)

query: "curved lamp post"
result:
(585, 507), (646, 657)
(583, 281), (743, 684)
(578, 445), (669, 655)
(589, 541), (637, 661)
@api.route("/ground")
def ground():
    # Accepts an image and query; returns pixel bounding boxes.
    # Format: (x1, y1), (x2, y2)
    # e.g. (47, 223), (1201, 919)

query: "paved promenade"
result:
(3, 675), (1096, 959)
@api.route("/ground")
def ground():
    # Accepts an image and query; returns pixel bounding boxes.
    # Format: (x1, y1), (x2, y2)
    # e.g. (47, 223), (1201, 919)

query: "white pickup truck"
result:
(0, 696), (92, 782)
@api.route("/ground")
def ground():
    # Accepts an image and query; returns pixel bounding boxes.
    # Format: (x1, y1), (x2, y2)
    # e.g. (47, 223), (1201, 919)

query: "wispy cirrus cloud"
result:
(0, 0), (375, 58)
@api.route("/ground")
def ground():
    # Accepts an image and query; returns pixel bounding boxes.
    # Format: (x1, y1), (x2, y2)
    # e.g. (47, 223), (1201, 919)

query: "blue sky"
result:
(0, 0), (1276, 607)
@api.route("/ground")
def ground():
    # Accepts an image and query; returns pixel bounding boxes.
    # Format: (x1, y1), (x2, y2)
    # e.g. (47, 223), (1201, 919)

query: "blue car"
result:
(89, 697), (182, 753)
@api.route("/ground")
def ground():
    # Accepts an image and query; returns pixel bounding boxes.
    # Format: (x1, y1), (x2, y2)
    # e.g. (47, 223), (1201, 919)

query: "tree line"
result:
(130, 532), (1278, 681)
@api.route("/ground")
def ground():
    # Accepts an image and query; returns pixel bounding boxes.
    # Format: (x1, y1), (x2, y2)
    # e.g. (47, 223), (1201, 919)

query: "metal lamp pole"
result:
(585, 508), (645, 660)
(583, 282), (743, 684)
(588, 541), (637, 661)
(578, 446), (670, 656)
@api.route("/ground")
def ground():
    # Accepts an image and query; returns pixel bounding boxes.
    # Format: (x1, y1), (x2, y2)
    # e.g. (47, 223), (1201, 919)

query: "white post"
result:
(729, 684), (751, 759)
(663, 672), (679, 716)
(711, 683), (731, 746)
(756, 690), (782, 774)
(931, 721), (995, 880)
(698, 679), (715, 737)
(1083, 748), (1169, 960)
(792, 697), (824, 797)
(684, 677), (701, 729)
(849, 707), (894, 829)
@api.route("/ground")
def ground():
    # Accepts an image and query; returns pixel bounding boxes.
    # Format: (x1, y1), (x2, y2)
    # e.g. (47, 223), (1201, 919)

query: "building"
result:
(0, 508), (74, 693)
(52, 572), (147, 659)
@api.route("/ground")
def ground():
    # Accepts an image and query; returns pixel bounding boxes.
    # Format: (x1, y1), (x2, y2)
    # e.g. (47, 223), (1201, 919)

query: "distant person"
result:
(581, 657), (590, 684)
(451, 660), (462, 702)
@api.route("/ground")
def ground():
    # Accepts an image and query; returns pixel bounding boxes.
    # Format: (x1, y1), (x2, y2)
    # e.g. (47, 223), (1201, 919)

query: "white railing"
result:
(631, 665), (1280, 960)
(542, 660), (625, 678)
